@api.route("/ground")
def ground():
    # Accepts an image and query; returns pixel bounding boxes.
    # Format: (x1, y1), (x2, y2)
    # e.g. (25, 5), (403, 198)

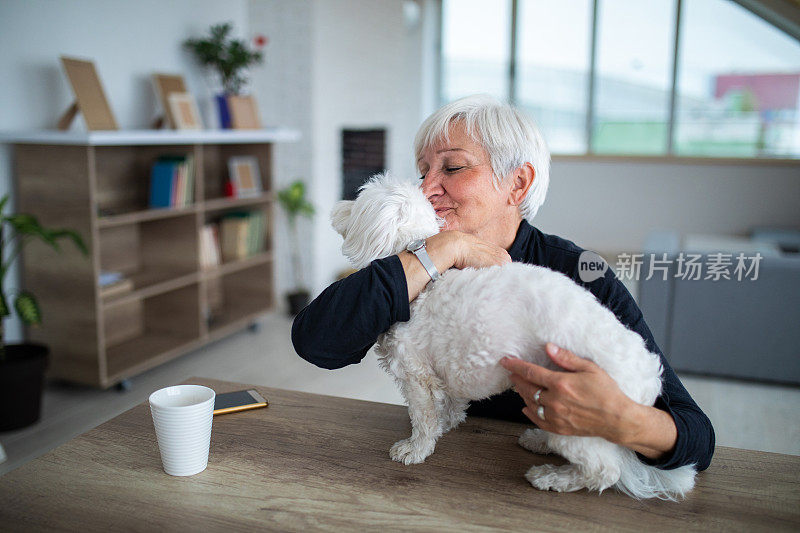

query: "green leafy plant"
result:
(277, 181), (314, 290)
(184, 22), (266, 95)
(0, 195), (87, 360)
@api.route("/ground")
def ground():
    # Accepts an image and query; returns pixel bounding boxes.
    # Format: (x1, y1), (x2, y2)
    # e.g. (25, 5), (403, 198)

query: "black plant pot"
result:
(287, 290), (310, 316)
(0, 343), (49, 432)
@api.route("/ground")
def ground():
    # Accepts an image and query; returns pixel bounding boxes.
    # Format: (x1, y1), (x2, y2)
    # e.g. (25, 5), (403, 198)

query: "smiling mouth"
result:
(435, 208), (453, 216)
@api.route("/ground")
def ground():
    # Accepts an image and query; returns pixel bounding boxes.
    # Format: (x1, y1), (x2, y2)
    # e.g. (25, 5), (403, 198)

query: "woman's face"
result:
(418, 122), (514, 241)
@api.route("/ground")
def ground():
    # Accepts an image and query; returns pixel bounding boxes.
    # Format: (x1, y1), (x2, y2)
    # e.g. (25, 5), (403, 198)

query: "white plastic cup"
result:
(149, 385), (215, 476)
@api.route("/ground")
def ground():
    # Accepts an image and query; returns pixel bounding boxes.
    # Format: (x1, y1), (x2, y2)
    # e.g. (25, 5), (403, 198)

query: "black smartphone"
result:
(213, 389), (268, 415)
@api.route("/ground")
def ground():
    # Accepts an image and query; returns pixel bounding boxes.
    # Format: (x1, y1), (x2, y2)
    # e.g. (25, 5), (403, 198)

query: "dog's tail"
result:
(615, 448), (696, 501)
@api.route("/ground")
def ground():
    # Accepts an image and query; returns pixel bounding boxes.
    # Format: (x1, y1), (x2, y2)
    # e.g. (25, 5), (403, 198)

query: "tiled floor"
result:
(1, 311), (798, 476)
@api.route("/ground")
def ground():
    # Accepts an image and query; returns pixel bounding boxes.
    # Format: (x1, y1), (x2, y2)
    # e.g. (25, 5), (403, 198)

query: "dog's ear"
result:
(330, 200), (354, 237)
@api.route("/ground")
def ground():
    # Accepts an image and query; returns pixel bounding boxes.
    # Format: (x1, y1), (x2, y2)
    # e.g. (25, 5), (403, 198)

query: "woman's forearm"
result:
(399, 233), (459, 302)
(616, 402), (678, 460)
(291, 257), (410, 369)
(400, 231), (513, 302)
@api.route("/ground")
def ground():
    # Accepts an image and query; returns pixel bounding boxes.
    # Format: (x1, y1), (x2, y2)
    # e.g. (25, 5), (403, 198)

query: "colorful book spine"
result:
(148, 155), (195, 209)
(149, 162), (176, 208)
(219, 211), (267, 262)
(199, 224), (222, 270)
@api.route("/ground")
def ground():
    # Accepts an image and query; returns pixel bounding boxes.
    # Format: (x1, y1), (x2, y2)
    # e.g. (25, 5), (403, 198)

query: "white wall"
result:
(0, 0), (249, 341)
(0, 0), (249, 132)
(247, 0), (315, 303)
(309, 0), (429, 292)
(250, 0), (437, 298)
(536, 158), (800, 254)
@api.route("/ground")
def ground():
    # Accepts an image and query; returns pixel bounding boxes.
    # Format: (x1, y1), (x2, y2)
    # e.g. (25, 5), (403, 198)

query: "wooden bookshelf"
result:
(6, 129), (299, 388)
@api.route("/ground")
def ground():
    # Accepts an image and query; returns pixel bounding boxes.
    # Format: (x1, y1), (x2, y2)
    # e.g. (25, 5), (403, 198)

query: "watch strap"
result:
(411, 244), (440, 282)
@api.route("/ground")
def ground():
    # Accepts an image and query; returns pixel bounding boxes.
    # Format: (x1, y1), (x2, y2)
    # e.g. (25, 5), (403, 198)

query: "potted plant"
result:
(0, 196), (87, 431)
(277, 180), (315, 316)
(184, 22), (267, 128)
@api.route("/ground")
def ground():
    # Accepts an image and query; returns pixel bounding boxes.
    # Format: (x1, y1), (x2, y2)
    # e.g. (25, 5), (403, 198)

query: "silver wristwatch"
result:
(406, 239), (440, 282)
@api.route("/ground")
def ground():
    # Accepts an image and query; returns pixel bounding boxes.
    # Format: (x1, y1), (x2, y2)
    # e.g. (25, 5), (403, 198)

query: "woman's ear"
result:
(509, 163), (535, 206)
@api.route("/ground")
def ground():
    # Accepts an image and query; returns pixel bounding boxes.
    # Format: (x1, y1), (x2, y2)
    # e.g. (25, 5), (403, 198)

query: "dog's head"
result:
(331, 172), (442, 269)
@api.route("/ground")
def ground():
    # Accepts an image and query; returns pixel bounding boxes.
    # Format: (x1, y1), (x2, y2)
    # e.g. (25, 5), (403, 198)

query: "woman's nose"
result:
(421, 171), (443, 200)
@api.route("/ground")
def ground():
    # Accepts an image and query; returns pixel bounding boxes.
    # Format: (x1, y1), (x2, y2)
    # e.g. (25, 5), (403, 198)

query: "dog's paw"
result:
(525, 464), (585, 493)
(518, 428), (551, 454)
(390, 438), (434, 465)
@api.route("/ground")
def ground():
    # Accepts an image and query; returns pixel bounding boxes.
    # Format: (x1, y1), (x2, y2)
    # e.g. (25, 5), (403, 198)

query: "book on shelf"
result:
(148, 154), (195, 209)
(100, 278), (134, 300)
(219, 211), (266, 262)
(98, 270), (133, 299)
(199, 223), (221, 270)
(99, 271), (124, 286)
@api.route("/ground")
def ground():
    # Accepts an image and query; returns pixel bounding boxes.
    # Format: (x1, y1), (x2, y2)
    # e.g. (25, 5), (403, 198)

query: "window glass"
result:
(516, 0), (593, 154)
(675, 0), (800, 158)
(441, 0), (512, 103)
(593, 0), (676, 155)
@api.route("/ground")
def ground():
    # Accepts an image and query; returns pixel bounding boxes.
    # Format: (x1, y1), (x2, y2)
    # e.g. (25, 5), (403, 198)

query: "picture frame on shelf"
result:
(152, 73), (188, 129)
(227, 156), (262, 198)
(59, 56), (118, 131)
(167, 92), (203, 130)
(227, 95), (261, 130)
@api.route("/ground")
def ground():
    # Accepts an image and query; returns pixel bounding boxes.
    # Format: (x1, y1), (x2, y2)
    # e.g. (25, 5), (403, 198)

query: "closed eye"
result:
(419, 166), (464, 180)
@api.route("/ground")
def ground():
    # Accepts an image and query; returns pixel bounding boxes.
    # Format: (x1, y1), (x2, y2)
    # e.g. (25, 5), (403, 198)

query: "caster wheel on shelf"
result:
(116, 379), (132, 392)
(248, 321), (260, 333)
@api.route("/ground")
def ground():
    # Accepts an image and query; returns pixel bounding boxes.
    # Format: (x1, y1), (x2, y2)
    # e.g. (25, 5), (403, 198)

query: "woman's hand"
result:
(400, 231), (510, 302)
(446, 231), (511, 270)
(499, 343), (678, 460)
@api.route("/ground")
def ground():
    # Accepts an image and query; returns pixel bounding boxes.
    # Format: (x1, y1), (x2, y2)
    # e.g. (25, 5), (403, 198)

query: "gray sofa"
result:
(638, 229), (800, 384)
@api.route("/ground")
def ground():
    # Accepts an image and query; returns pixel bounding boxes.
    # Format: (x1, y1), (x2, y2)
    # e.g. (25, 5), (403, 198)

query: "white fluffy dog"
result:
(331, 172), (696, 500)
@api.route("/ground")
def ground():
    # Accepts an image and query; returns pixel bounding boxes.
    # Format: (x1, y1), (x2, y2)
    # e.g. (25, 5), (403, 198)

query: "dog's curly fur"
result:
(331, 172), (696, 500)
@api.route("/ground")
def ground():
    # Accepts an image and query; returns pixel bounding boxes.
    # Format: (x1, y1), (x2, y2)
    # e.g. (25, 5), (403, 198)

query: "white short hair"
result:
(413, 94), (550, 221)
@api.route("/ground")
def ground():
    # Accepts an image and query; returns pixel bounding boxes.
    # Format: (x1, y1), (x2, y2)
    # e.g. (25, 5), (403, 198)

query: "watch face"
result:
(407, 239), (425, 252)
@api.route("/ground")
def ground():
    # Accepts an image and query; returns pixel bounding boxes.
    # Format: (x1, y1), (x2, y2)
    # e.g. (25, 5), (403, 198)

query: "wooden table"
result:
(1, 378), (798, 531)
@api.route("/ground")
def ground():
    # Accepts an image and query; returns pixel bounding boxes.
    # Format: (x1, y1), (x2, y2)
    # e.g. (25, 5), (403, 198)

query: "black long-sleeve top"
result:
(292, 220), (715, 471)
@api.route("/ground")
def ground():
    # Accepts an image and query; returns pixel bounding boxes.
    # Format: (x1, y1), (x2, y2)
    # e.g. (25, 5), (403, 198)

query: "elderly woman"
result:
(292, 95), (714, 471)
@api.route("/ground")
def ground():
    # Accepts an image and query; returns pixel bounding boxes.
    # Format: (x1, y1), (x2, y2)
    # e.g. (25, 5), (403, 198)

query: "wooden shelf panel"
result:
(202, 252), (273, 278)
(105, 331), (200, 383)
(99, 214), (199, 309)
(205, 262), (272, 333)
(104, 282), (201, 384)
(207, 309), (271, 341)
(98, 205), (199, 228)
(129, 268), (196, 291)
(97, 196), (274, 228)
(208, 294), (272, 333)
(203, 194), (273, 212)
(102, 271), (199, 308)
(1, 129), (301, 146)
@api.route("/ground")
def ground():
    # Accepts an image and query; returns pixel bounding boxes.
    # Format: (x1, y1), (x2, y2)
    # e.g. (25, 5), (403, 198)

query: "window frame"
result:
(437, 0), (800, 162)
